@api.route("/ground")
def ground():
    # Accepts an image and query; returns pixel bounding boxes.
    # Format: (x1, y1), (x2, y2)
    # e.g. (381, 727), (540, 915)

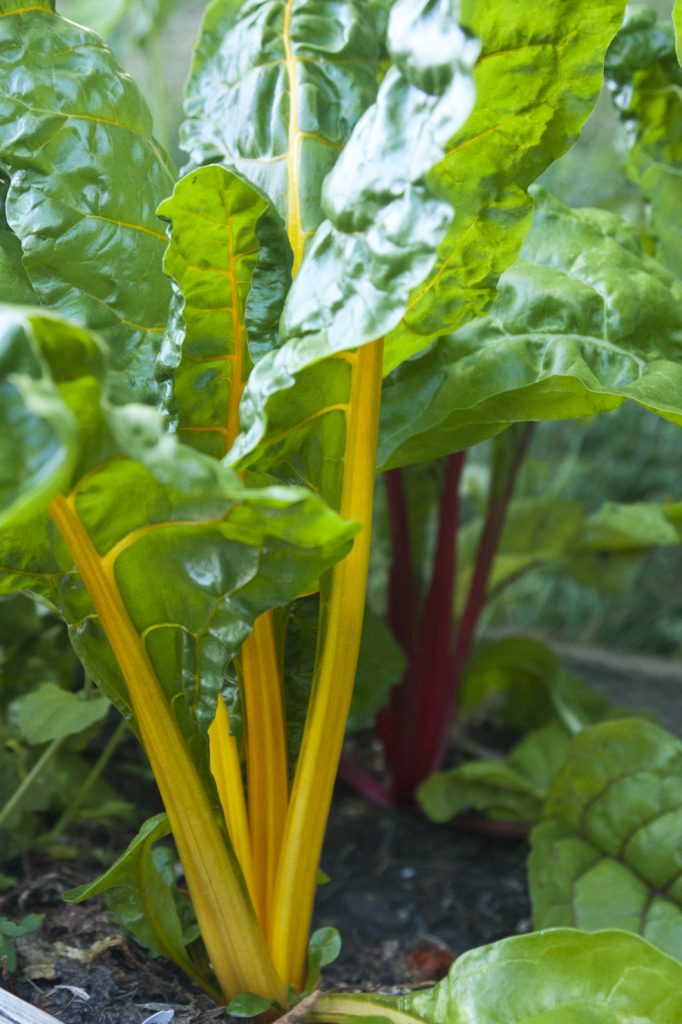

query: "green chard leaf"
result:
(304, 926), (341, 994)
(0, 308), (81, 529)
(0, 177), (37, 306)
(181, 0), (380, 269)
(417, 719), (573, 825)
(155, 164), (293, 459)
(281, 598), (405, 773)
(227, 993), (276, 1018)
(0, 913), (43, 973)
(418, 636), (640, 827)
(63, 813), (212, 991)
(529, 719), (682, 962)
(378, 187), (682, 471)
(606, 6), (682, 279)
(0, 306), (357, 803)
(311, 929), (682, 1024)
(382, 0), (630, 374)
(228, 0), (479, 506)
(0, 0), (175, 389)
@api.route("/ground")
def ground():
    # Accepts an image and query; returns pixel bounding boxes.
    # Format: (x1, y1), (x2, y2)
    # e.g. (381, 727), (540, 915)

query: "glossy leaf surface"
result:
(530, 719), (682, 962)
(0, 1), (175, 387)
(0, 307), (357, 798)
(229, 0), (477, 506)
(181, 0), (380, 270)
(378, 188), (682, 471)
(606, 7), (682, 279)
(0, 179), (36, 306)
(382, 0), (630, 373)
(156, 164), (293, 458)
(312, 928), (682, 1024)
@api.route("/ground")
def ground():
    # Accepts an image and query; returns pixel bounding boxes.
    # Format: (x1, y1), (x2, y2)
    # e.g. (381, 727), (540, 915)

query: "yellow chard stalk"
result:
(48, 492), (286, 1003)
(224, 0), (480, 985)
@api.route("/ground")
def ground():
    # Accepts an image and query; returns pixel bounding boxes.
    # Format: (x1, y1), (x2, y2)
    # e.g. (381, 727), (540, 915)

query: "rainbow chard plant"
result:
(3, 0), (679, 1015)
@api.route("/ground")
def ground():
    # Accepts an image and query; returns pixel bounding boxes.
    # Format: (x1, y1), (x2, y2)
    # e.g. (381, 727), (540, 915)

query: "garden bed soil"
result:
(0, 792), (530, 1024)
(1, 639), (681, 1024)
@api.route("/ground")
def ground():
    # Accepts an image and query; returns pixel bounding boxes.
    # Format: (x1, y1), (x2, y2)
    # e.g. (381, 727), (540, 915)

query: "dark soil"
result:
(312, 789), (530, 989)
(0, 792), (529, 1022)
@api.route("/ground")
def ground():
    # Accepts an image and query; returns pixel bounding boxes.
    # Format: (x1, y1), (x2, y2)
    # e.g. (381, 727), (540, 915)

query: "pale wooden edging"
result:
(0, 987), (62, 1024)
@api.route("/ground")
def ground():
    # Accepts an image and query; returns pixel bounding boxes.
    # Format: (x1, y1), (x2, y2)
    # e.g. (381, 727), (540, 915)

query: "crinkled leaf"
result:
(0, 1), (175, 388)
(181, 0), (380, 268)
(228, 0), (477, 506)
(312, 928), (682, 1024)
(0, 307), (357, 802)
(17, 682), (110, 744)
(382, 0), (630, 373)
(155, 163), (293, 458)
(63, 813), (209, 983)
(530, 719), (682, 962)
(378, 188), (682, 471)
(606, 7), (682, 280)
(0, 182), (37, 306)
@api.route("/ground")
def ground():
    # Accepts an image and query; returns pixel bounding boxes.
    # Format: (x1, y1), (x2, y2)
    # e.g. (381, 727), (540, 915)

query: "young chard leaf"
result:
(382, 0), (631, 373)
(227, 993), (276, 1018)
(529, 718), (682, 963)
(0, 307), (355, 781)
(64, 813), (220, 998)
(228, 0), (478, 505)
(416, 719), (572, 825)
(607, 7), (682, 280)
(378, 187), (682, 470)
(181, 0), (380, 271)
(0, 1), (175, 388)
(156, 165), (293, 458)
(304, 926), (341, 993)
(311, 929), (682, 1024)
(0, 305), (354, 1000)
(0, 913), (43, 973)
